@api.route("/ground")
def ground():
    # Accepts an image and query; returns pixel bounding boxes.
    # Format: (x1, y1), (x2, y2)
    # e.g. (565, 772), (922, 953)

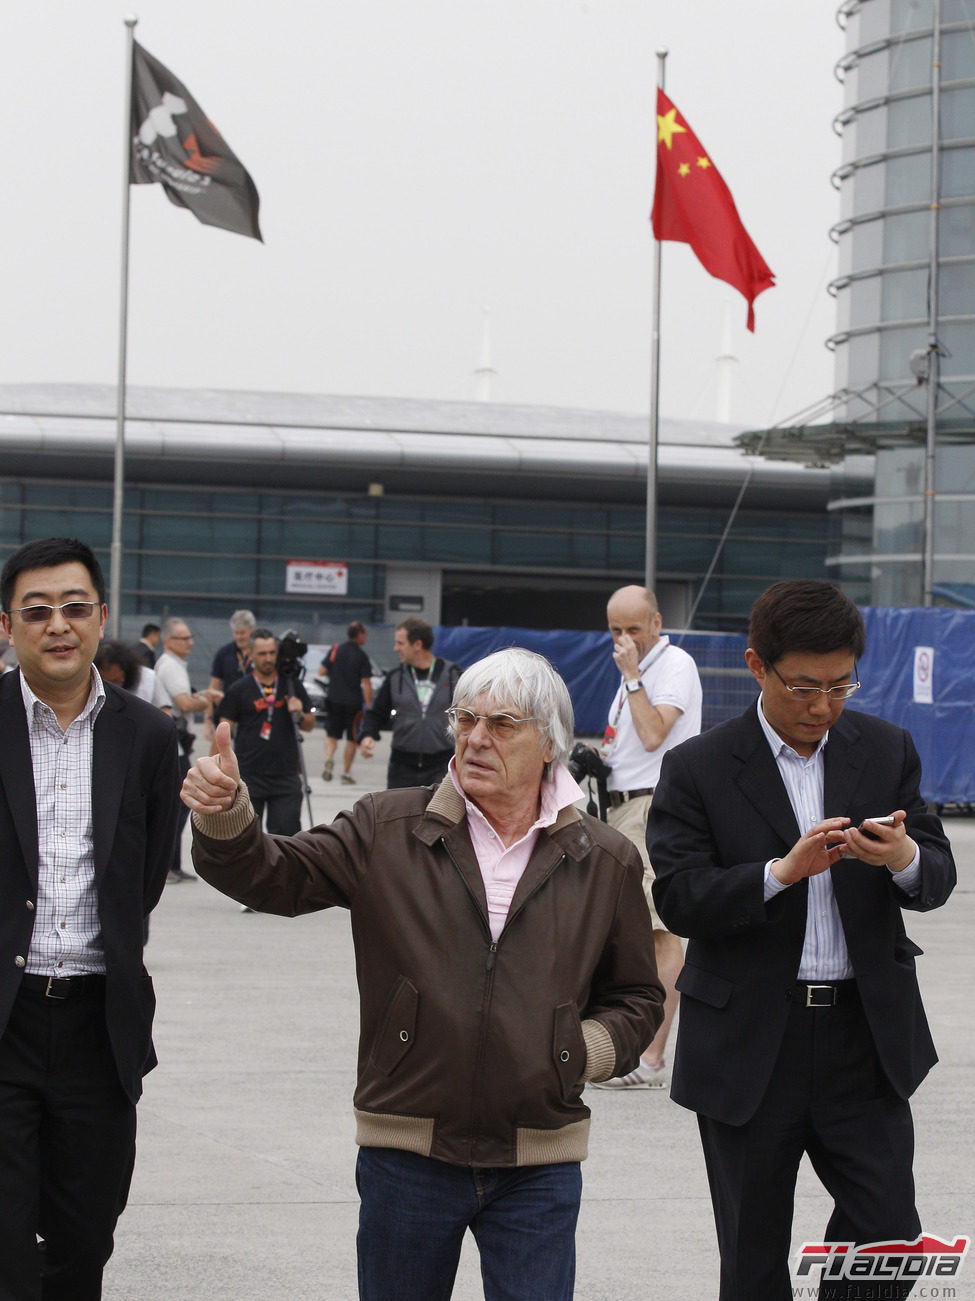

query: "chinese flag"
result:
(130, 41), (262, 241)
(651, 88), (773, 330)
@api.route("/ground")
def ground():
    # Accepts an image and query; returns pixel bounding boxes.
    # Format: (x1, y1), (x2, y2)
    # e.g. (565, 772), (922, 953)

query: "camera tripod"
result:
(279, 667), (314, 830)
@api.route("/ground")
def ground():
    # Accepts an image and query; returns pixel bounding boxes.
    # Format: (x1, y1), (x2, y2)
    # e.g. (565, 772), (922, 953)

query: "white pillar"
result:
(474, 307), (497, 402)
(715, 297), (738, 423)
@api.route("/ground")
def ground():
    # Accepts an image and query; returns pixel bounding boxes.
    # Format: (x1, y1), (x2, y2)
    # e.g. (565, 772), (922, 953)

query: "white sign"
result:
(913, 645), (934, 704)
(285, 560), (348, 595)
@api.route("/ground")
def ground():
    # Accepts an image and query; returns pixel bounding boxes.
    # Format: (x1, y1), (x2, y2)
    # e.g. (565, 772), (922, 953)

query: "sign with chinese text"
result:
(285, 560), (348, 595)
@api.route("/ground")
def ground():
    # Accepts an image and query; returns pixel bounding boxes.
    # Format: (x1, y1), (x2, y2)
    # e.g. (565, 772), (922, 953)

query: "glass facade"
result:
(0, 474), (832, 633)
(828, 0), (975, 606)
(831, 5), (975, 409)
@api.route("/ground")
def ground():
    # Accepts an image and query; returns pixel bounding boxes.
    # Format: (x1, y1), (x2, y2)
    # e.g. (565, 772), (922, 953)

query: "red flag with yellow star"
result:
(651, 88), (773, 330)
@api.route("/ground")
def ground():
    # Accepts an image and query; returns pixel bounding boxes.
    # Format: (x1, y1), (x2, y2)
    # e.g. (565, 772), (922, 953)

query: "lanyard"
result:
(409, 663), (435, 716)
(608, 639), (671, 732)
(253, 671), (279, 740)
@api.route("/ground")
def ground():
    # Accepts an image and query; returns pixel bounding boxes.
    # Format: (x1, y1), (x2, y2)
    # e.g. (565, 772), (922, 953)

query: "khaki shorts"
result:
(606, 793), (668, 932)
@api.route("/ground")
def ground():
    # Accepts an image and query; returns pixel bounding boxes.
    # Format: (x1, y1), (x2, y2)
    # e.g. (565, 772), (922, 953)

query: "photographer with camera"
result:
(214, 628), (314, 836)
(591, 585), (702, 1090)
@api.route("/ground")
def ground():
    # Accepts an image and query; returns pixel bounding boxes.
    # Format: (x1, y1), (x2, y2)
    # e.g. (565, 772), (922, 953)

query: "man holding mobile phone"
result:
(647, 579), (956, 1301)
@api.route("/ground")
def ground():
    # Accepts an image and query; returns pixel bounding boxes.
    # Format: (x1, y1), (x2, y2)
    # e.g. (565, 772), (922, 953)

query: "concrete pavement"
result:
(104, 730), (975, 1299)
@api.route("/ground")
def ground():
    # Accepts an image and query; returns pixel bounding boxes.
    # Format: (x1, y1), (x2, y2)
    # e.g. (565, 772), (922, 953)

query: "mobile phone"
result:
(858, 814), (896, 840)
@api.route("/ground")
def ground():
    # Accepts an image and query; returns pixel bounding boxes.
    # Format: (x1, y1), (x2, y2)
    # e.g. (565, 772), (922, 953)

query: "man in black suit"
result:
(136, 622), (160, 668)
(0, 537), (179, 1299)
(647, 580), (955, 1301)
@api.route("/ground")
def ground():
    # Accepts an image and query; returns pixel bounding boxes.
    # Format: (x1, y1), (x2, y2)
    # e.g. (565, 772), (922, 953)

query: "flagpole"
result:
(921, 0), (942, 606)
(646, 47), (667, 592)
(110, 16), (138, 638)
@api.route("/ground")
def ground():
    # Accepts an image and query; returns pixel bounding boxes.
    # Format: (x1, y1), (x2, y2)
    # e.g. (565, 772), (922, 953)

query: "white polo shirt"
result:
(605, 636), (702, 791)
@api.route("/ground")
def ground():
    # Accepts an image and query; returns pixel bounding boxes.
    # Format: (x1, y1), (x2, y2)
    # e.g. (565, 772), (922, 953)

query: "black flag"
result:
(130, 41), (262, 241)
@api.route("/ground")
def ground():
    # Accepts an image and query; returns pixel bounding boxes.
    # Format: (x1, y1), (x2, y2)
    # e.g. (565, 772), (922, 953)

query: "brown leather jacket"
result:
(191, 776), (663, 1167)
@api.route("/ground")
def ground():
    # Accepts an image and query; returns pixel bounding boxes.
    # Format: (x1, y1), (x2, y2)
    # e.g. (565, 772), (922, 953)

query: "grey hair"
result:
(450, 648), (574, 773)
(229, 609), (256, 631)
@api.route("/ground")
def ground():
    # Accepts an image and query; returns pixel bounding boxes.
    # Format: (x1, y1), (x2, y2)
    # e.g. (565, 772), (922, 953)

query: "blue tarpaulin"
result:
(433, 608), (975, 806)
(855, 607), (975, 807)
(433, 627), (752, 734)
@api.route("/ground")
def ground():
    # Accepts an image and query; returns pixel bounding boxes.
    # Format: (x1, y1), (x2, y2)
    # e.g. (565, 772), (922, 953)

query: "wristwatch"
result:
(624, 678), (643, 694)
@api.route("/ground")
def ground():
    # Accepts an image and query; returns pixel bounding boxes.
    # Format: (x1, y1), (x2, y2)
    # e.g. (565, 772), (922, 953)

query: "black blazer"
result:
(648, 702), (956, 1127)
(0, 669), (180, 1102)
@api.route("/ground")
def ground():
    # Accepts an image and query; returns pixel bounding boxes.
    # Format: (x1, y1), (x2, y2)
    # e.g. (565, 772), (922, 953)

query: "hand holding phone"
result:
(858, 814), (896, 840)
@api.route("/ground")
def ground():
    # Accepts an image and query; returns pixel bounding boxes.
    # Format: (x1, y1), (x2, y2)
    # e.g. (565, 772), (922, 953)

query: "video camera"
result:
(276, 629), (308, 683)
(567, 741), (612, 784)
(567, 742), (612, 821)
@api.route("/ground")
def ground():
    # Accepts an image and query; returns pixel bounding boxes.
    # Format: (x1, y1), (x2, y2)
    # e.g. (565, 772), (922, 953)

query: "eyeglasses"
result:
(446, 708), (541, 739)
(767, 662), (861, 701)
(15, 601), (98, 625)
(168, 633), (193, 640)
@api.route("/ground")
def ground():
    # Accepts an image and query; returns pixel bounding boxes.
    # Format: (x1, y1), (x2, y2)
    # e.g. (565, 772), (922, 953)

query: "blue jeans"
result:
(355, 1147), (582, 1300)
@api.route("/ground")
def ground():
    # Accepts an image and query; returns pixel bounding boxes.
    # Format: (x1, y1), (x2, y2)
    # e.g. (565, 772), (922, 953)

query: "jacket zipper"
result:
(441, 837), (500, 1161)
(440, 838), (567, 1161)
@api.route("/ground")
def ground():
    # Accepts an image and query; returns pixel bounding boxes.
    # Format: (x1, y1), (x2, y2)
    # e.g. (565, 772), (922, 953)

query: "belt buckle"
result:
(44, 976), (68, 1000)
(805, 984), (835, 1008)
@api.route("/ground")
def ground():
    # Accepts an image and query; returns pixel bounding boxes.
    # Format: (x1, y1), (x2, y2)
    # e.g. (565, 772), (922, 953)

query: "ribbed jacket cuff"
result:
(191, 780), (256, 841)
(581, 1019), (617, 1082)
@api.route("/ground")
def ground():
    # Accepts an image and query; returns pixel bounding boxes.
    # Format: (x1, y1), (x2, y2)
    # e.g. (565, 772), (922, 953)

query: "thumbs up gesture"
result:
(180, 720), (242, 814)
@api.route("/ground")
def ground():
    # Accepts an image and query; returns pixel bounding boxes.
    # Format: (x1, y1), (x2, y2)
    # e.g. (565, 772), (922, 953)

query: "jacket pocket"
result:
(369, 976), (419, 1076)
(675, 963), (734, 1009)
(553, 1002), (586, 1096)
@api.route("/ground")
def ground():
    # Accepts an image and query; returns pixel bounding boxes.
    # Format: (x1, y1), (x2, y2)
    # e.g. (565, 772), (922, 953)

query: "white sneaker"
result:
(590, 1062), (667, 1090)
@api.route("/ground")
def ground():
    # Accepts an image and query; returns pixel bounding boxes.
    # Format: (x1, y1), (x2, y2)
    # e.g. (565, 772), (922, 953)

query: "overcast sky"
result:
(1, 2), (847, 429)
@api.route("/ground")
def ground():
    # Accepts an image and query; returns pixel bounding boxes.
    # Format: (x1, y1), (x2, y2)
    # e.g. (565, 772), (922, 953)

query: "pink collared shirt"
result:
(449, 758), (586, 940)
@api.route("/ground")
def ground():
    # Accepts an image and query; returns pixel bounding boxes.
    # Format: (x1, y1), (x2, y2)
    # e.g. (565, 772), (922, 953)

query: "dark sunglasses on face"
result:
(14, 602), (98, 625)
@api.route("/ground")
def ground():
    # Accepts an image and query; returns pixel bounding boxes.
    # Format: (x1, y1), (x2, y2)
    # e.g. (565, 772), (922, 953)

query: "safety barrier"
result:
(433, 610), (975, 807)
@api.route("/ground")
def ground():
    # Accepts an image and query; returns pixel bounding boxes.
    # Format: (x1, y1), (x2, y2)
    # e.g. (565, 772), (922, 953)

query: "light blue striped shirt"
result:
(757, 695), (920, 980)
(21, 667), (107, 976)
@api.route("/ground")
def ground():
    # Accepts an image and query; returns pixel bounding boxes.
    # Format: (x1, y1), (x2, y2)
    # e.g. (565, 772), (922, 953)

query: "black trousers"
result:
(247, 774), (303, 835)
(698, 985), (920, 1301)
(171, 753), (192, 873)
(0, 983), (137, 1301)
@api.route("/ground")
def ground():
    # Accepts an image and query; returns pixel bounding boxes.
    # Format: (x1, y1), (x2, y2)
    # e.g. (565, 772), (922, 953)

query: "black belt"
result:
(608, 787), (655, 808)
(20, 973), (106, 1001)
(795, 980), (857, 1008)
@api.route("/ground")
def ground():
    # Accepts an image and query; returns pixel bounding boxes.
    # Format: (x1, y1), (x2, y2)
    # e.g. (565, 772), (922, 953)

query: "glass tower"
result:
(828, 0), (975, 606)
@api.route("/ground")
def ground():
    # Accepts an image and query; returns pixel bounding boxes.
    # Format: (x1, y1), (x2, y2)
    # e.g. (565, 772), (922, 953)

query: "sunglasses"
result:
(14, 601), (98, 625)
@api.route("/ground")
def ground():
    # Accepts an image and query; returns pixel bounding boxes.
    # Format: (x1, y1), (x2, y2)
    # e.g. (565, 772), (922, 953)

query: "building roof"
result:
(0, 383), (871, 507)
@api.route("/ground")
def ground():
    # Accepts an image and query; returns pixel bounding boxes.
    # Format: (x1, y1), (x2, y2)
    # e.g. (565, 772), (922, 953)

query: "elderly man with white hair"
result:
(182, 647), (662, 1301)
